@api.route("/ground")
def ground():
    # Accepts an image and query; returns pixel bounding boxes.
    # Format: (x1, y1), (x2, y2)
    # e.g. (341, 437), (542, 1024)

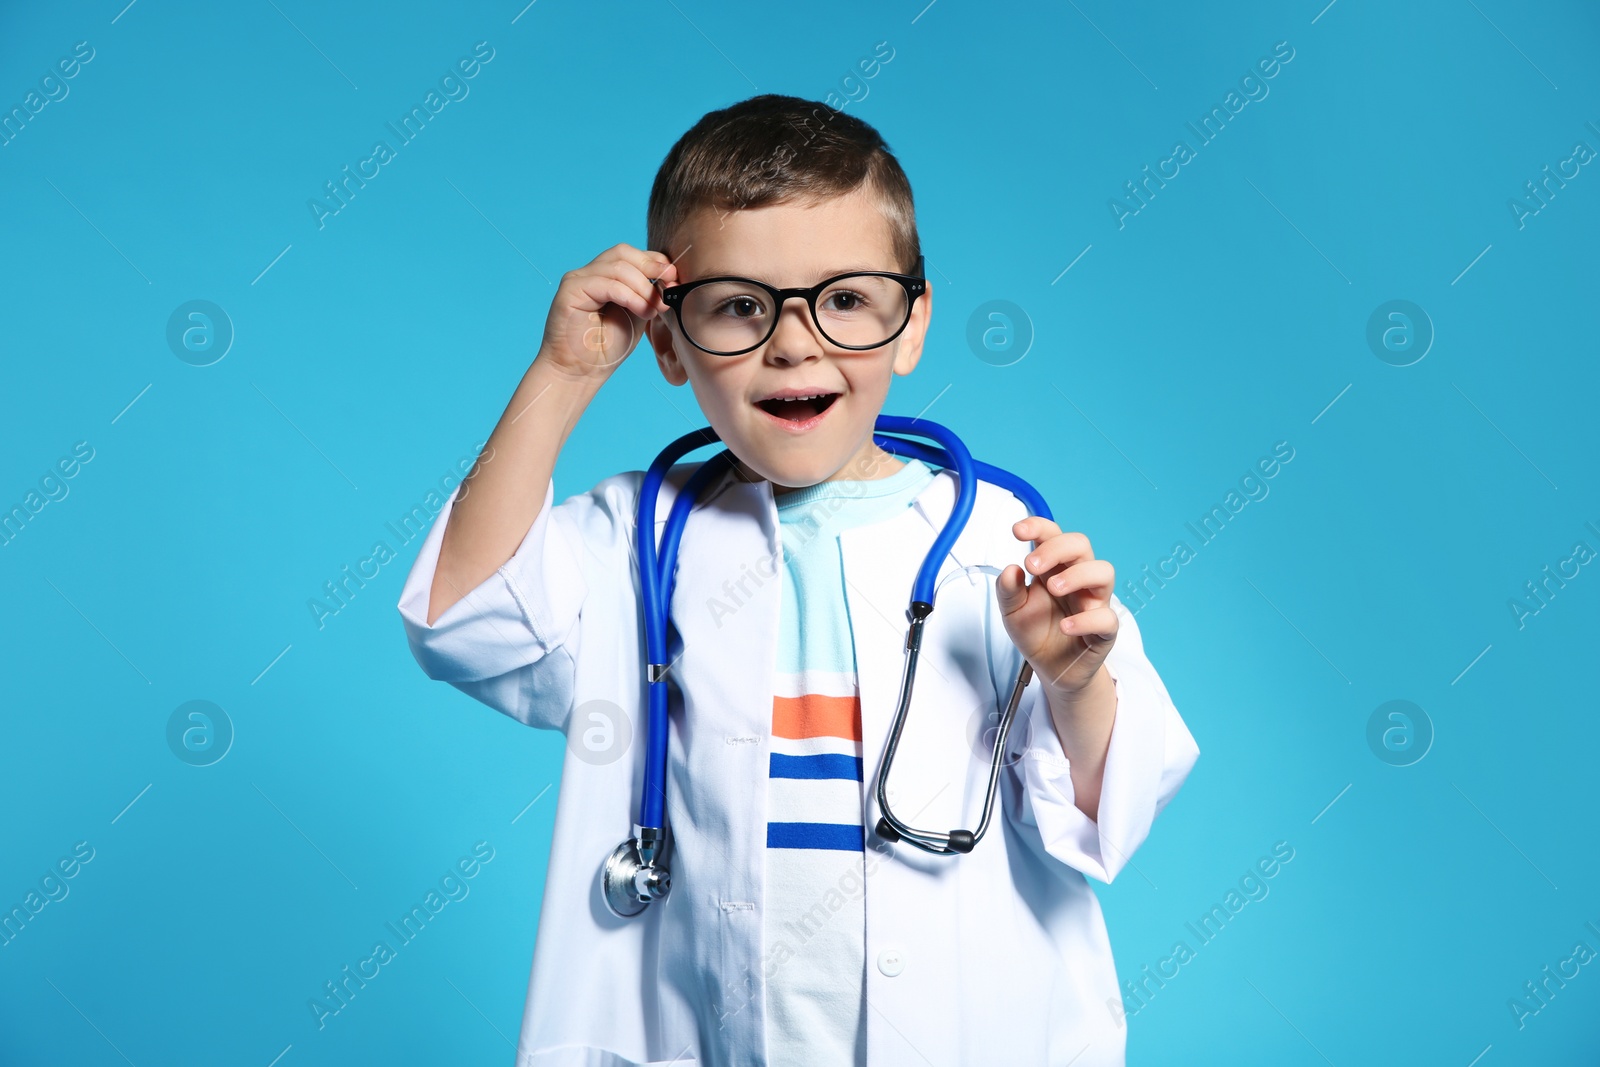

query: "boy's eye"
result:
(822, 289), (869, 313)
(712, 295), (767, 319)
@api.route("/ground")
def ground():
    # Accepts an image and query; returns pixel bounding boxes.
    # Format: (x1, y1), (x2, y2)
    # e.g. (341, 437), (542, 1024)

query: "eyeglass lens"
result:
(679, 275), (909, 353)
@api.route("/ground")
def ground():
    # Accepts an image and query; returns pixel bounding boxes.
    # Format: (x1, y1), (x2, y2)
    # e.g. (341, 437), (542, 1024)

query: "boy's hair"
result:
(647, 93), (920, 274)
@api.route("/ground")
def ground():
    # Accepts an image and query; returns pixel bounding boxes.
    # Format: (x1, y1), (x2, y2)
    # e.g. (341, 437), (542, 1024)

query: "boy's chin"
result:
(722, 442), (846, 493)
(742, 457), (830, 493)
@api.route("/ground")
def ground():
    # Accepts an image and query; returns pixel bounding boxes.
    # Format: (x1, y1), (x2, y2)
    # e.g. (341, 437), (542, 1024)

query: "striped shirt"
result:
(763, 457), (936, 1067)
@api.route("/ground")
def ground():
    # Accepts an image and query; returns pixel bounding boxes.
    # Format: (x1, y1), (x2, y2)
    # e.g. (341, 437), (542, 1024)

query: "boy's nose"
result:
(763, 303), (825, 364)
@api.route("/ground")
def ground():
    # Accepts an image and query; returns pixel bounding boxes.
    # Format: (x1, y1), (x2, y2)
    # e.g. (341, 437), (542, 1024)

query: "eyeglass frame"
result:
(652, 253), (927, 356)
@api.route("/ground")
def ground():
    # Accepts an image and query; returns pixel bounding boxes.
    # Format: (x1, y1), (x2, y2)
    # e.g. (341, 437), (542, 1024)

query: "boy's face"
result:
(646, 185), (930, 493)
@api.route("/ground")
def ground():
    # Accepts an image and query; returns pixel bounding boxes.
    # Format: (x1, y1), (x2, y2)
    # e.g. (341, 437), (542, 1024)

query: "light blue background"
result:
(3, 1), (1597, 1063)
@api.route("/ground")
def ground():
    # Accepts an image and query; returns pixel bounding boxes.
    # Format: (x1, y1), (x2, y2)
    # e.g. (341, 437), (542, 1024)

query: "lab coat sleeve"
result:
(396, 472), (630, 731)
(985, 516), (1199, 883)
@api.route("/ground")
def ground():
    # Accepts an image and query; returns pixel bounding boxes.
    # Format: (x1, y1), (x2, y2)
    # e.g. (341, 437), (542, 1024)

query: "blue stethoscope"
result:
(603, 415), (1053, 917)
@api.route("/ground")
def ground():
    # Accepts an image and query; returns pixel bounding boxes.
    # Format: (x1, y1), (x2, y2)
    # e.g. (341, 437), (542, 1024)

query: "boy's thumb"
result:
(994, 564), (1028, 616)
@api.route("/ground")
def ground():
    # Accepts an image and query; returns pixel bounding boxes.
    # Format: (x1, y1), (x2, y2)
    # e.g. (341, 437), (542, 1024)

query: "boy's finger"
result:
(576, 275), (652, 321)
(1043, 559), (1115, 608)
(1061, 605), (1119, 640)
(649, 257), (679, 286)
(994, 563), (1030, 615)
(1013, 516), (1061, 545)
(600, 241), (665, 269)
(639, 246), (681, 285)
(592, 244), (680, 293)
(599, 259), (668, 319)
(1021, 530), (1094, 578)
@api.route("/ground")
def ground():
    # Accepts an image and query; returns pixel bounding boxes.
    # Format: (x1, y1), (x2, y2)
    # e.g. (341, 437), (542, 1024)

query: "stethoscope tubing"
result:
(871, 430), (1052, 525)
(636, 426), (727, 833)
(632, 417), (1051, 850)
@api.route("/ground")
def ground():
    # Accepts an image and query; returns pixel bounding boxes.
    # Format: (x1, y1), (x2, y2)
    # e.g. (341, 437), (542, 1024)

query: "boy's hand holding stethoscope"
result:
(994, 522), (1120, 823)
(995, 522), (1120, 732)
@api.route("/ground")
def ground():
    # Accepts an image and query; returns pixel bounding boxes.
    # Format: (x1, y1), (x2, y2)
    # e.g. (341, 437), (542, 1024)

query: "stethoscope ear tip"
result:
(875, 818), (975, 854)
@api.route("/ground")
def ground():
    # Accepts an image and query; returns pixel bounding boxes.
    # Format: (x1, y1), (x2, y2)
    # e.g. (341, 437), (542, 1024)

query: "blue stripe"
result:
(767, 822), (865, 851)
(769, 752), (863, 781)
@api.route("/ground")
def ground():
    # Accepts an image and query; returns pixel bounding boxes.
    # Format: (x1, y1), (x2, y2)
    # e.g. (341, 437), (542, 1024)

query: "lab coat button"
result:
(877, 947), (905, 977)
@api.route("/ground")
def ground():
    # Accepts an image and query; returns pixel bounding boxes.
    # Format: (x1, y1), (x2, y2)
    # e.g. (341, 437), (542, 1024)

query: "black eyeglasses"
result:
(654, 254), (926, 356)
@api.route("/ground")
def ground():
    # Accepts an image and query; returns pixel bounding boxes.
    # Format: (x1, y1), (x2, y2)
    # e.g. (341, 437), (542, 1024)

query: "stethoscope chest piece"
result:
(602, 832), (671, 918)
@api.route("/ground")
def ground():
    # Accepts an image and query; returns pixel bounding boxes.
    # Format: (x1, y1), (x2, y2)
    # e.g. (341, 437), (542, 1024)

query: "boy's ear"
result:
(891, 282), (932, 376)
(646, 316), (688, 386)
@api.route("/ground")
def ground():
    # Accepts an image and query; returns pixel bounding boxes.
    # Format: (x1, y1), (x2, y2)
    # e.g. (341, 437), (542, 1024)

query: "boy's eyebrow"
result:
(689, 264), (891, 282)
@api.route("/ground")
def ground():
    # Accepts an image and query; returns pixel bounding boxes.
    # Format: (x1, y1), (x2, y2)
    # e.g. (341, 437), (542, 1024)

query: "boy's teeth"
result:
(759, 393), (835, 421)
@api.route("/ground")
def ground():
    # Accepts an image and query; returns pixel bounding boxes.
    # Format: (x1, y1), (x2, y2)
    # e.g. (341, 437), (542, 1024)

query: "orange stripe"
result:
(772, 693), (861, 741)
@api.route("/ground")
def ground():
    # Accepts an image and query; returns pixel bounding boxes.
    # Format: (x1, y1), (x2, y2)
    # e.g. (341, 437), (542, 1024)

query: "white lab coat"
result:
(397, 458), (1199, 1067)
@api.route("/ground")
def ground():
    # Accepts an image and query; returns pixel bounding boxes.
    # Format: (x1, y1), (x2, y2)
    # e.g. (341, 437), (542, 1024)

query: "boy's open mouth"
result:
(754, 391), (840, 424)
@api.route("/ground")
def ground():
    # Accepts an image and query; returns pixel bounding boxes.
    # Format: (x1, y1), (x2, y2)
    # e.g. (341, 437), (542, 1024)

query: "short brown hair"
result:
(646, 93), (920, 274)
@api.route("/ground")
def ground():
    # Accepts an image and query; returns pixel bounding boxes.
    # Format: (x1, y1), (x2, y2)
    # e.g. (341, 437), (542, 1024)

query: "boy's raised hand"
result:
(538, 243), (678, 380)
(995, 519), (1118, 700)
(427, 243), (677, 625)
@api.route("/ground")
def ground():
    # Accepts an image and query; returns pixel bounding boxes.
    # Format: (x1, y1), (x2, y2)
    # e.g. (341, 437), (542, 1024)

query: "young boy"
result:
(398, 93), (1198, 1067)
